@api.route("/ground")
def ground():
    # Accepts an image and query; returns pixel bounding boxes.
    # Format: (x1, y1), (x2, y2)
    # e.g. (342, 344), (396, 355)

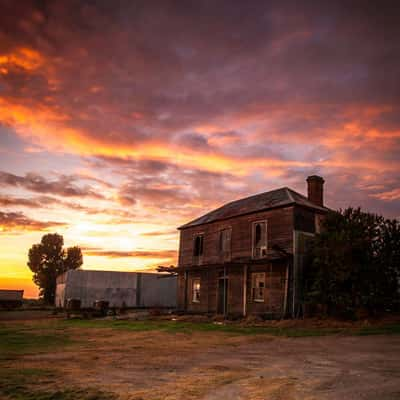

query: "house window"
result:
(192, 278), (200, 303)
(252, 272), (265, 302)
(218, 228), (231, 260)
(193, 235), (204, 257)
(252, 221), (267, 258)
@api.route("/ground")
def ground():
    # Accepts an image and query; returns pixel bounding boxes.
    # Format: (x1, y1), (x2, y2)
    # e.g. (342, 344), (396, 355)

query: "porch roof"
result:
(174, 254), (291, 272)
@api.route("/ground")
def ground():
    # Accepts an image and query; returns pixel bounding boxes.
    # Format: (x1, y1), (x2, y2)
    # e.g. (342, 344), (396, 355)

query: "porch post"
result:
(243, 264), (247, 317)
(184, 270), (188, 312)
(223, 264), (227, 316)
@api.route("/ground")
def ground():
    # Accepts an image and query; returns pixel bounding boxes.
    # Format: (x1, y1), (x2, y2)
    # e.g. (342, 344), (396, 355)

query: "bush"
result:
(304, 208), (400, 317)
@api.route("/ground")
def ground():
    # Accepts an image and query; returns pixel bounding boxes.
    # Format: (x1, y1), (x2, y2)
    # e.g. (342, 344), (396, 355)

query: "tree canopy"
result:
(27, 233), (83, 304)
(304, 208), (400, 317)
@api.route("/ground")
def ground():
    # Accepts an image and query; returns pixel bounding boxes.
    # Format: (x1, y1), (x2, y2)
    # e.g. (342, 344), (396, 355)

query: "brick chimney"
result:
(307, 175), (324, 207)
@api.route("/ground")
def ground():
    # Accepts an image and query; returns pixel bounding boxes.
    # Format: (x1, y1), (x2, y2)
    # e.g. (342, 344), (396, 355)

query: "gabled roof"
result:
(179, 187), (329, 229)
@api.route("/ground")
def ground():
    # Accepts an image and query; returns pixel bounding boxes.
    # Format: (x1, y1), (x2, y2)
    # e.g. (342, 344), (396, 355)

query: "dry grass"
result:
(1, 315), (400, 399)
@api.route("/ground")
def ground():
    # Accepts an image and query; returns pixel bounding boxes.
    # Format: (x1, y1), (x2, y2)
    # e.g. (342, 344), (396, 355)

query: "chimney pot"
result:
(306, 175), (324, 207)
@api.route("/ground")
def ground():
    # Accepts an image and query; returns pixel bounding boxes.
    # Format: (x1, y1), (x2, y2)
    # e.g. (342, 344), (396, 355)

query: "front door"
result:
(217, 278), (228, 315)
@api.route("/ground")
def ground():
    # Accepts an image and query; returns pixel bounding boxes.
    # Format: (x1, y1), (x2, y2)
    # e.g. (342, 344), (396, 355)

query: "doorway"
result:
(217, 277), (228, 315)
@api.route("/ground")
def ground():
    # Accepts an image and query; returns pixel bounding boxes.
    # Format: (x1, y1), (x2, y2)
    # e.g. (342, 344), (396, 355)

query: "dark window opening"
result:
(253, 221), (267, 259)
(255, 223), (262, 246)
(193, 235), (204, 257)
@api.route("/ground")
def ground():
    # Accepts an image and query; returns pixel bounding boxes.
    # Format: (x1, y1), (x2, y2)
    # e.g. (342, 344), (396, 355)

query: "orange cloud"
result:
(371, 188), (400, 201)
(0, 47), (44, 71)
(0, 211), (67, 233)
(0, 98), (308, 176)
(82, 248), (177, 259)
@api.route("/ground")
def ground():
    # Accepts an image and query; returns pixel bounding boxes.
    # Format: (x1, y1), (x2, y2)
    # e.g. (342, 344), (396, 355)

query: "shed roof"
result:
(0, 289), (24, 301)
(179, 187), (329, 229)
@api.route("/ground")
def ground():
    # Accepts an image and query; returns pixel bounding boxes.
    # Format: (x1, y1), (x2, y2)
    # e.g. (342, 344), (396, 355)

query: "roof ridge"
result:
(229, 186), (287, 203)
(285, 187), (295, 202)
(287, 187), (308, 200)
(190, 186), (288, 215)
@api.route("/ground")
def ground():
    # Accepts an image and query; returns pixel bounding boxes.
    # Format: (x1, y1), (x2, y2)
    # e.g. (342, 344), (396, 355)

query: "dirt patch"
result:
(0, 309), (63, 321)
(2, 318), (400, 399)
(168, 313), (400, 330)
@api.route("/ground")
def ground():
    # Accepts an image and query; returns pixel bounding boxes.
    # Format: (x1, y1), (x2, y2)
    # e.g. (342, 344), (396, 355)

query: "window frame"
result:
(192, 278), (201, 303)
(251, 272), (266, 303)
(193, 233), (204, 257)
(252, 220), (268, 259)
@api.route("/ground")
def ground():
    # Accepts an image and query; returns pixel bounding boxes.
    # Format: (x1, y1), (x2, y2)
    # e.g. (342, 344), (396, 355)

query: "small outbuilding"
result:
(0, 289), (24, 309)
(55, 269), (176, 309)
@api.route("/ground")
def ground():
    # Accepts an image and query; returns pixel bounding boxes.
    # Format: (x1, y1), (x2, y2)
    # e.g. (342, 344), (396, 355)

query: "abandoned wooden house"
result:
(176, 175), (329, 318)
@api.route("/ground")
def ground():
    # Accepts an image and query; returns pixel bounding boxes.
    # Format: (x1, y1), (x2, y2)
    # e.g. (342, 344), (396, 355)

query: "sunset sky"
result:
(1, 1), (399, 298)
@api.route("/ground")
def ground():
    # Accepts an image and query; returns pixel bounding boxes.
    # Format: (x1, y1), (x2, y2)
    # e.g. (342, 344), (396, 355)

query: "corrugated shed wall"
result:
(55, 270), (176, 308)
(140, 273), (177, 308)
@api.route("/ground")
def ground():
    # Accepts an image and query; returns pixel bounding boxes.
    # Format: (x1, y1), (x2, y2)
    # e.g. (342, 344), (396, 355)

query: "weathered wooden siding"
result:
(246, 263), (287, 316)
(181, 261), (287, 317)
(178, 206), (294, 267)
(227, 266), (244, 315)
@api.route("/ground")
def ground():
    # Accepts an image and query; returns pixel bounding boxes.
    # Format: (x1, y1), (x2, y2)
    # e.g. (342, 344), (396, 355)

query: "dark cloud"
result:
(2, 0), (399, 143)
(139, 229), (177, 237)
(88, 156), (170, 174)
(0, 171), (105, 199)
(0, 195), (42, 208)
(0, 193), (136, 222)
(174, 133), (210, 151)
(0, 211), (66, 232)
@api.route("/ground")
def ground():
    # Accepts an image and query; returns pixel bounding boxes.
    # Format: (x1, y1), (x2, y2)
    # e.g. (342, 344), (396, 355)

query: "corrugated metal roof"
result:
(179, 187), (328, 229)
(0, 289), (24, 301)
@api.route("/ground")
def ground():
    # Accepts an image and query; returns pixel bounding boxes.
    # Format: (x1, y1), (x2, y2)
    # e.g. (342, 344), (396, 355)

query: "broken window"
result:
(252, 221), (267, 258)
(193, 235), (204, 257)
(192, 278), (200, 303)
(251, 272), (265, 302)
(218, 228), (231, 260)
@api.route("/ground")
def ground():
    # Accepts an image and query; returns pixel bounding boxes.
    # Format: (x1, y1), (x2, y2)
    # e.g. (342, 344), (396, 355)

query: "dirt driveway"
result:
(5, 320), (399, 400)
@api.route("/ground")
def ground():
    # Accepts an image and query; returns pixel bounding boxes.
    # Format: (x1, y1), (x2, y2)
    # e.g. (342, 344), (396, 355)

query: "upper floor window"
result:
(218, 228), (231, 260)
(193, 234), (204, 257)
(252, 221), (267, 259)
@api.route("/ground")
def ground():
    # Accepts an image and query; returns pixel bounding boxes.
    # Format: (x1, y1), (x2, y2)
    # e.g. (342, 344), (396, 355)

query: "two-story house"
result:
(176, 175), (329, 318)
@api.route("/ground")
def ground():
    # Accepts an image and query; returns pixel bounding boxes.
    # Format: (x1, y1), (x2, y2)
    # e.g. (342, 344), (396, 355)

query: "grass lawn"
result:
(62, 318), (400, 337)
(0, 324), (72, 361)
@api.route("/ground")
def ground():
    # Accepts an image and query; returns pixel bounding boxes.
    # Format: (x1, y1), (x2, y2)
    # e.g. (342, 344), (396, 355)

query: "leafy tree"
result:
(305, 208), (400, 317)
(28, 233), (83, 304)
